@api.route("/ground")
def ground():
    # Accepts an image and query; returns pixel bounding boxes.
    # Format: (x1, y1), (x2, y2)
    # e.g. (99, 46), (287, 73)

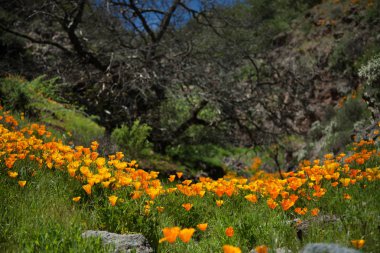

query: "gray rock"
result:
(82, 230), (153, 253)
(300, 243), (361, 253)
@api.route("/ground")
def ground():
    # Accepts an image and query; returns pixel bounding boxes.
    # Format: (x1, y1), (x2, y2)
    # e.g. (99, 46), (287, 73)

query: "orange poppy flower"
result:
(255, 245), (268, 253)
(168, 175), (176, 182)
(8, 171), (18, 178)
(245, 194), (258, 203)
(197, 223), (208, 231)
(18, 181), (27, 188)
(176, 172), (183, 178)
(294, 207), (308, 215)
(311, 208), (320, 216)
(281, 199), (295, 211)
(351, 239), (365, 249)
(179, 228), (195, 243)
(267, 198), (278, 209)
(131, 191), (142, 200)
(72, 196), (81, 202)
(225, 226), (234, 237)
(108, 195), (118, 206)
(223, 245), (241, 253)
(216, 200), (224, 207)
(343, 193), (351, 200)
(182, 203), (193, 211)
(159, 227), (180, 243)
(82, 184), (92, 195)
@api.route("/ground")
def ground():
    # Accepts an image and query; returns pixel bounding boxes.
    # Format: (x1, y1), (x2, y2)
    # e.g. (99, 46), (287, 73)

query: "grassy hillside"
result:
(0, 99), (379, 252)
(0, 75), (105, 146)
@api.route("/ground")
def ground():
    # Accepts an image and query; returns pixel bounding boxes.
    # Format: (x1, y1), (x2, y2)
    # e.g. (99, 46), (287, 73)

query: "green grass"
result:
(2, 165), (379, 252)
(0, 168), (112, 253)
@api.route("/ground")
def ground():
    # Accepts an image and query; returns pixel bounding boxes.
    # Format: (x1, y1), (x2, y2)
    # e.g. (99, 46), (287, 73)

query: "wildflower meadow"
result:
(0, 106), (379, 252)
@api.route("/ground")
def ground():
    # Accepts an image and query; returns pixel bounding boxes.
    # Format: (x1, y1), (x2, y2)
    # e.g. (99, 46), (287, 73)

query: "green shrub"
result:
(329, 34), (360, 75)
(0, 76), (31, 112)
(309, 95), (371, 154)
(364, 0), (380, 25)
(111, 120), (153, 159)
(359, 53), (380, 118)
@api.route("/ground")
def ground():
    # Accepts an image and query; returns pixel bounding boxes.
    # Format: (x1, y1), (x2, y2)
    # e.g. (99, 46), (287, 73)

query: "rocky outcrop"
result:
(82, 230), (153, 253)
(300, 243), (361, 253)
(266, 1), (380, 131)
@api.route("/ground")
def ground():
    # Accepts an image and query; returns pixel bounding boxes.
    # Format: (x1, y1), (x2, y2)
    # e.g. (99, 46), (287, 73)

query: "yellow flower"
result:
(108, 195), (118, 206)
(8, 171), (18, 178)
(223, 245), (241, 253)
(156, 206), (165, 213)
(197, 223), (208, 231)
(72, 196), (81, 202)
(18, 181), (27, 188)
(216, 200), (224, 207)
(179, 228), (195, 243)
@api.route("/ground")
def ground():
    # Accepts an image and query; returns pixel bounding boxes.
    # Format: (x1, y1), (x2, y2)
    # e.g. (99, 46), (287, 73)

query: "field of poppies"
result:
(0, 105), (379, 253)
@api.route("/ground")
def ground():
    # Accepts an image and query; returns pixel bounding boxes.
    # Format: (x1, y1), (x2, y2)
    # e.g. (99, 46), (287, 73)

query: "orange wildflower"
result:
(131, 191), (142, 200)
(197, 223), (208, 231)
(255, 245), (268, 253)
(179, 228), (195, 243)
(245, 194), (258, 203)
(340, 178), (351, 187)
(72, 196), (81, 202)
(108, 195), (118, 206)
(168, 175), (176, 182)
(351, 239), (365, 249)
(176, 172), (183, 178)
(7, 171), (18, 178)
(82, 184), (92, 195)
(311, 208), (320, 216)
(18, 181), (27, 188)
(216, 200), (224, 207)
(267, 198), (278, 209)
(281, 199), (295, 211)
(182, 179), (192, 186)
(160, 227), (180, 243)
(343, 193), (351, 200)
(90, 141), (99, 151)
(225, 226), (234, 237)
(294, 207), (308, 215)
(182, 203), (193, 211)
(223, 245), (241, 253)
